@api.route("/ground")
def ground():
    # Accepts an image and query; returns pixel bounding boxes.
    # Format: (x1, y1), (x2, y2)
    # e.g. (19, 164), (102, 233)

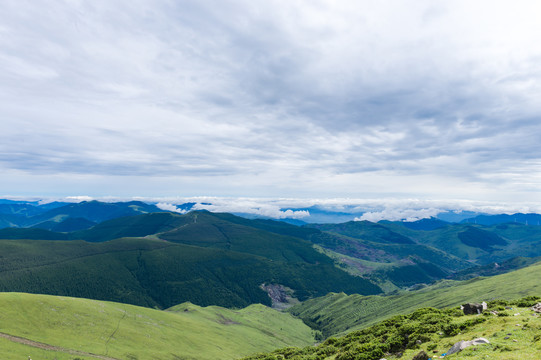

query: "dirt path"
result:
(0, 331), (120, 360)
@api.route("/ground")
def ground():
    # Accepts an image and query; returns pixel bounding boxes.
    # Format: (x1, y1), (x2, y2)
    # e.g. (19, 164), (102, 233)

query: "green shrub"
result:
(488, 299), (510, 307)
(335, 342), (385, 360)
(513, 296), (541, 307)
(443, 323), (460, 336)
(323, 337), (338, 346)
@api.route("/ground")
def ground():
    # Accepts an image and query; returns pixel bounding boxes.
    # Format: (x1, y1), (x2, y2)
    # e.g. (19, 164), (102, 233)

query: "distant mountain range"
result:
(2, 198), (541, 225)
(0, 200), (165, 229)
(459, 212), (541, 226)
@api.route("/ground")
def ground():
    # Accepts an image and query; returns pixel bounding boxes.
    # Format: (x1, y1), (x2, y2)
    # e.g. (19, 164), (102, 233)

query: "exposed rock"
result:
(531, 303), (541, 313)
(461, 303), (484, 315)
(259, 283), (299, 310)
(446, 338), (490, 355)
(411, 350), (429, 360)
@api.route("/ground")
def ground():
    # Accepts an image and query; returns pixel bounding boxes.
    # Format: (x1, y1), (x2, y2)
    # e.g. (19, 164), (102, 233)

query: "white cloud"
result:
(155, 202), (186, 214)
(143, 197), (541, 221)
(190, 199), (310, 219)
(357, 208), (443, 222)
(65, 195), (94, 202)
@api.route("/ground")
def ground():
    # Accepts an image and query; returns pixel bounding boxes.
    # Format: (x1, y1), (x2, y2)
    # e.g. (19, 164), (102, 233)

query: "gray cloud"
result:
(0, 0), (541, 202)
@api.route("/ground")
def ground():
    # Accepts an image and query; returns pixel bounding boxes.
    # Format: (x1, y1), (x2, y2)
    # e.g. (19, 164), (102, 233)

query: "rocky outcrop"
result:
(461, 303), (485, 315)
(446, 337), (490, 355)
(531, 303), (541, 313)
(411, 350), (429, 360)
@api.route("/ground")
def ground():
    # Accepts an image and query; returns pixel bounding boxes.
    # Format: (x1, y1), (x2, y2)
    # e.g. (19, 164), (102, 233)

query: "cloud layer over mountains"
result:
(1, 1), (541, 202)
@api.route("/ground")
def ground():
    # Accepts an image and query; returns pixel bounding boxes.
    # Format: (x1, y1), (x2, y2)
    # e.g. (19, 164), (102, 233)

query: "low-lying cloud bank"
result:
(154, 199), (309, 219)
(9, 196), (541, 223)
(155, 202), (188, 214)
(191, 202), (310, 219)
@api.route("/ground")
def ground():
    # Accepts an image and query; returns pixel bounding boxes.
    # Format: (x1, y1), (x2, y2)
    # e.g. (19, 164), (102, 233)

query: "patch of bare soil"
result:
(216, 314), (240, 325)
(0, 331), (120, 360)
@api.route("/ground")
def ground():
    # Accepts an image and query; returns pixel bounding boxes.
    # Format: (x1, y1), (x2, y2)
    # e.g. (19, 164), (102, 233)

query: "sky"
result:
(1, 0), (541, 216)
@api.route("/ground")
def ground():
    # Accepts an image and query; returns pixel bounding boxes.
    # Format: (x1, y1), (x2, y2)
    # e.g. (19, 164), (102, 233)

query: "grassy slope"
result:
(0, 292), (315, 360)
(244, 299), (541, 360)
(289, 261), (541, 337)
(0, 338), (96, 360)
(398, 309), (541, 360)
(451, 255), (541, 280)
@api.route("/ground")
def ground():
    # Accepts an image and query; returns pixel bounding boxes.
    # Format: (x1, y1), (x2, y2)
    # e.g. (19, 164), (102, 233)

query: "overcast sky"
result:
(1, 0), (541, 211)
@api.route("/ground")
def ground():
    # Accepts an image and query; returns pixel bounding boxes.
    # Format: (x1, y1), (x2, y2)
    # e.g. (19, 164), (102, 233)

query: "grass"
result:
(243, 298), (541, 360)
(289, 261), (541, 337)
(0, 292), (316, 360)
(400, 306), (541, 359)
(0, 337), (96, 360)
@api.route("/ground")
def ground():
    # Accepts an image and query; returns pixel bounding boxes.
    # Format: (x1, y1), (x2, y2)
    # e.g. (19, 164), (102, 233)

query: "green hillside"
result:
(208, 212), (321, 240)
(158, 211), (332, 263)
(32, 216), (97, 232)
(0, 292), (315, 360)
(5, 210), (541, 293)
(0, 226), (380, 309)
(381, 221), (541, 264)
(451, 256), (541, 280)
(305, 227), (470, 290)
(244, 296), (541, 360)
(306, 220), (541, 289)
(0, 227), (69, 240)
(72, 211), (187, 242)
(288, 260), (541, 337)
(308, 221), (416, 245)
